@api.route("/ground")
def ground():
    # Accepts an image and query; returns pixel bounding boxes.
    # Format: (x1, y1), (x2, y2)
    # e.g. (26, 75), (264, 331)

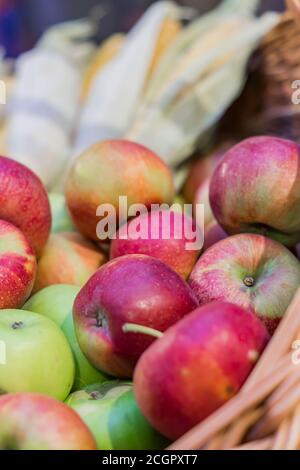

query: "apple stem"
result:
(122, 323), (164, 339)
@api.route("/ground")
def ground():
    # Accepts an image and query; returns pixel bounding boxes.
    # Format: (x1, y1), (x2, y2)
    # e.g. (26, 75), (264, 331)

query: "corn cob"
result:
(127, 4), (279, 167)
(147, 17), (181, 83)
(72, 1), (187, 157)
(81, 34), (125, 100)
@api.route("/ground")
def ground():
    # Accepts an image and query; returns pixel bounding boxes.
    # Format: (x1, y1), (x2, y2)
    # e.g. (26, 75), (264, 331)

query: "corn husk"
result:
(73, 1), (188, 157)
(37, 19), (95, 62)
(81, 33), (125, 101)
(140, 0), (262, 104)
(127, 2), (279, 166)
(7, 20), (95, 188)
(146, 16), (182, 83)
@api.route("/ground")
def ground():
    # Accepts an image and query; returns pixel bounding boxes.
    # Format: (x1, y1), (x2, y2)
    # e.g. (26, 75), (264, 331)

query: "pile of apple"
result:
(1, 136), (300, 449)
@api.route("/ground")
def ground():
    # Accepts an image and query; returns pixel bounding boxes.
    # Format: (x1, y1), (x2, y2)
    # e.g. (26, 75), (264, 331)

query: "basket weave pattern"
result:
(260, 5), (300, 141)
(169, 288), (300, 450)
(170, 1), (300, 450)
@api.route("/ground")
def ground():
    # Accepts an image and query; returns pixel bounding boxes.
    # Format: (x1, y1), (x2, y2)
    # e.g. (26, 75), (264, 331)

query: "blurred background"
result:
(0, 0), (285, 57)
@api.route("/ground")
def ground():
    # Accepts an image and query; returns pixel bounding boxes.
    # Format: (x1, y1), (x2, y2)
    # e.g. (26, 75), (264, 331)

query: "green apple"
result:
(49, 193), (76, 233)
(65, 381), (168, 450)
(24, 284), (107, 390)
(0, 310), (74, 400)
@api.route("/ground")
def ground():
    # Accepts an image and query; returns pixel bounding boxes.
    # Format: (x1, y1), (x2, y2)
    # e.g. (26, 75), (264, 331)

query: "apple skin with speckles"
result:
(33, 232), (106, 293)
(210, 136), (300, 247)
(24, 284), (107, 391)
(0, 156), (51, 256)
(133, 302), (269, 440)
(0, 309), (74, 400)
(202, 220), (228, 252)
(0, 219), (36, 308)
(110, 210), (202, 279)
(65, 140), (175, 242)
(0, 393), (97, 450)
(194, 177), (215, 228)
(189, 234), (300, 334)
(73, 255), (198, 378)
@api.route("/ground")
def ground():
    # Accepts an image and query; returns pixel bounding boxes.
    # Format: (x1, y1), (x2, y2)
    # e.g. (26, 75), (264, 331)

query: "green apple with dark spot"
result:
(24, 284), (107, 390)
(0, 310), (74, 400)
(65, 381), (168, 450)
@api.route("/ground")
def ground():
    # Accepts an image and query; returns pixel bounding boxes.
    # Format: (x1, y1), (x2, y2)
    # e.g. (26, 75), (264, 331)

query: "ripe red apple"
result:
(65, 140), (175, 241)
(33, 232), (106, 293)
(134, 302), (269, 440)
(210, 136), (300, 246)
(194, 177), (214, 228)
(110, 210), (202, 279)
(183, 156), (215, 204)
(0, 219), (36, 308)
(0, 393), (96, 450)
(202, 220), (228, 252)
(183, 143), (231, 203)
(0, 156), (51, 256)
(73, 255), (198, 377)
(189, 234), (300, 334)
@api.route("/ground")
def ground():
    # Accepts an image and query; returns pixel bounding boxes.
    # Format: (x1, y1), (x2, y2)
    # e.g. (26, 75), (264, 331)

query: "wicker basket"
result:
(169, 286), (300, 450)
(260, 0), (300, 142)
(218, 0), (300, 143)
(170, 0), (300, 451)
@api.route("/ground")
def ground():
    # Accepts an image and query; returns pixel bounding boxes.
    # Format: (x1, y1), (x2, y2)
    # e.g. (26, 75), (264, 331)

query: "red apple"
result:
(65, 140), (175, 241)
(183, 155), (215, 204)
(193, 176), (228, 246)
(194, 177), (214, 228)
(0, 156), (51, 256)
(203, 220), (228, 252)
(0, 219), (36, 308)
(73, 255), (198, 377)
(0, 393), (96, 450)
(189, 234), (300, 334)
(210, 136), (300, 246)
(183, 143), (231, 203)
(33, 232), (106, 293)
(134, 302), (269, 440)
(110, 210), (202, 279)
